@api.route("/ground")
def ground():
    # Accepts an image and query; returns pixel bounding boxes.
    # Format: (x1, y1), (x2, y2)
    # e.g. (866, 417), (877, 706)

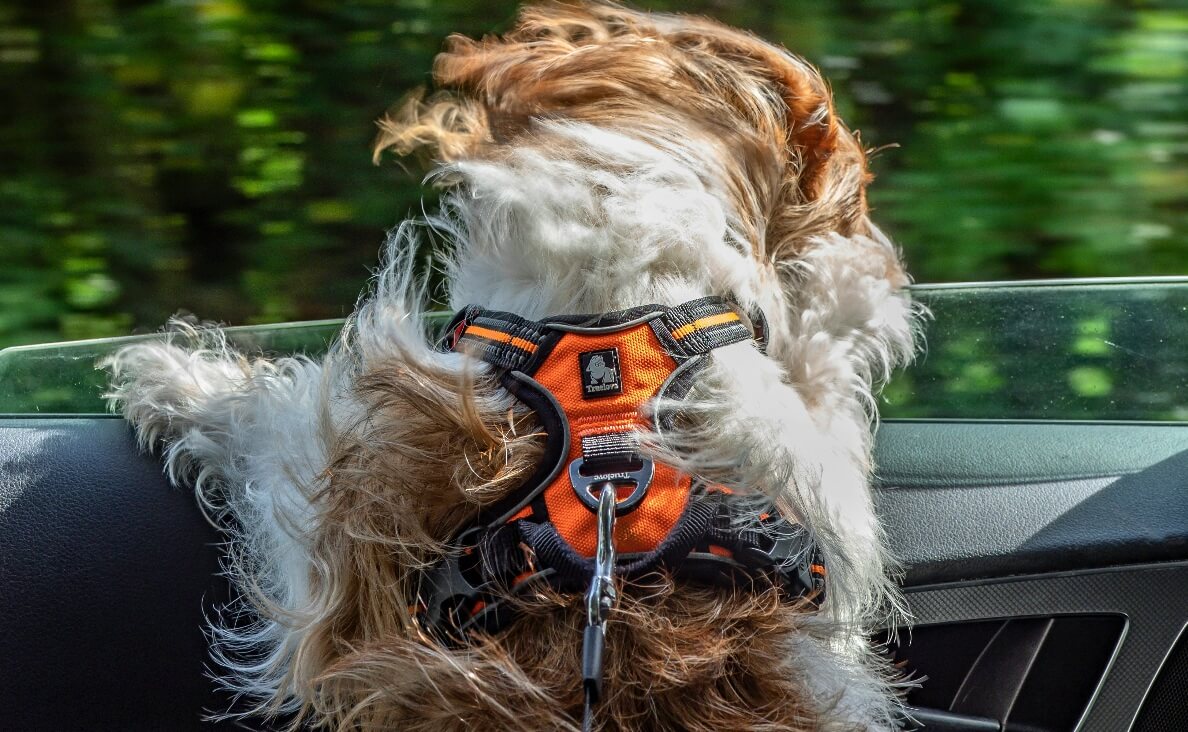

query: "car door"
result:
(875, 278), (1188, 732)
(1, 278), (1186, 731)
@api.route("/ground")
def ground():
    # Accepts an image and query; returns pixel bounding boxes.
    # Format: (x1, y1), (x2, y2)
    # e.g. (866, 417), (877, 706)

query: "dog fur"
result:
(105, 3), (919, 729)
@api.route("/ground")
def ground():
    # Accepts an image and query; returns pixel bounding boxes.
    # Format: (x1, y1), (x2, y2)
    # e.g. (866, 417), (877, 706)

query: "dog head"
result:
(373, 2), (901, 319)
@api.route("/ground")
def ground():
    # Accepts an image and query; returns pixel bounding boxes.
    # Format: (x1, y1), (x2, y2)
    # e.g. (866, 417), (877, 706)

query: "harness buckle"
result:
(568, 456), (654, 515)
(416, 527), (487, 641)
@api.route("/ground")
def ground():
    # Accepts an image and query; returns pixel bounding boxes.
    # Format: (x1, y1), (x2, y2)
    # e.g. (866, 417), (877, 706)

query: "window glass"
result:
(0, 319), (348, 415)
(4, 280), (1186, 420)
(883, 279), (1188, 421)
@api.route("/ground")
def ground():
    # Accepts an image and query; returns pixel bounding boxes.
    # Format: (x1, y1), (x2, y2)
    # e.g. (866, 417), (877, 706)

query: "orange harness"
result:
(417, 296), (825, 723)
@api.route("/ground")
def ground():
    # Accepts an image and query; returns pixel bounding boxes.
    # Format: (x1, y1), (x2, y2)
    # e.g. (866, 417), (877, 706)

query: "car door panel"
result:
(874, 422), (1188, 585)
(874, 421), (1188, 731)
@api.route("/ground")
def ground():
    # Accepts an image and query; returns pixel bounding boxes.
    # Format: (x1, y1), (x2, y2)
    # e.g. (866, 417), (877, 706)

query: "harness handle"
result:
(569, 455), (654, 516)
(582, 482), (617, 731)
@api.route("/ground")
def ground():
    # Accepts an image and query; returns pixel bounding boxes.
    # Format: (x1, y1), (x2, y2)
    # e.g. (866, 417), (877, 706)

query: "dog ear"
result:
(653, 16), (877, 260)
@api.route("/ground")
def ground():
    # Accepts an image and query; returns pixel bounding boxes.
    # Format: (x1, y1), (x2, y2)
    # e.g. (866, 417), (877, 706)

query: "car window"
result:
(0, 319), (349, 415)
(4, 279), (1187, 420)
(886, 278), (1188, 421)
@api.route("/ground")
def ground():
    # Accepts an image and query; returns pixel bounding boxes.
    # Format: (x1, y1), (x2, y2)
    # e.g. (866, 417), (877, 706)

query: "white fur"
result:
(105, 120), (917, 727)
(437, 123), (760, 318)
(103, 326), (334, 709)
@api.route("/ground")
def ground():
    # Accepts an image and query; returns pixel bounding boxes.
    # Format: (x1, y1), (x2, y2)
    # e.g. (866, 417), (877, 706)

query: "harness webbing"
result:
(445, 295), (755, 370)
(417, 296), (825, 728)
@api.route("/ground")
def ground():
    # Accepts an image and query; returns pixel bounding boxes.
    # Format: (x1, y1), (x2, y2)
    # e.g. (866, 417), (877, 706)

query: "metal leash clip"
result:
(581, 481), (618, 732)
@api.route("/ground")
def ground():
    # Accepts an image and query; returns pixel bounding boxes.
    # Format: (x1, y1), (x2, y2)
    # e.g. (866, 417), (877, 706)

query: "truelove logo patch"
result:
(579, 348), (622, 399)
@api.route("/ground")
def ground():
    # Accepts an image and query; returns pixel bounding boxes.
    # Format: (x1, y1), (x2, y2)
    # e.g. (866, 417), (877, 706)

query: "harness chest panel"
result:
(518, 324), (687, 557)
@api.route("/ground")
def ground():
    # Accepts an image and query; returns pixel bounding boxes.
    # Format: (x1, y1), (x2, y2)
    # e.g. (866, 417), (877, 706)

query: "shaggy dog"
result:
(106, 3), (918, 729)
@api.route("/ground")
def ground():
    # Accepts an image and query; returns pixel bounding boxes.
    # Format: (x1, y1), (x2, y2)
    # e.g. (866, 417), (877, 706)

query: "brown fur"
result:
(311, 580), (831, 731)
(271, 3), (898, 729)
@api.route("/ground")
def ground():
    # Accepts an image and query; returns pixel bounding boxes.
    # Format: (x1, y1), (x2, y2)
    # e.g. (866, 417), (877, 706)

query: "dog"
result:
(105, 2), (919, 729)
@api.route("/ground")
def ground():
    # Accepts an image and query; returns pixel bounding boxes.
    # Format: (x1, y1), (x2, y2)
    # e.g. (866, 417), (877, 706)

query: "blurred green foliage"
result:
(885, 282), (1188, 421)
(0, 0), (1185, 418)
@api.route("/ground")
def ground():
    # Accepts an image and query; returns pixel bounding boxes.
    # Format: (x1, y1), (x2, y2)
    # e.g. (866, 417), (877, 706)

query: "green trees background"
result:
(1, 0), (1184, 353)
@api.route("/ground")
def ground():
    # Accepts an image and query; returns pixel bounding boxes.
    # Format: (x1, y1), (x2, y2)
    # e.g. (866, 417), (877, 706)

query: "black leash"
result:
(581, 482), (617, 732)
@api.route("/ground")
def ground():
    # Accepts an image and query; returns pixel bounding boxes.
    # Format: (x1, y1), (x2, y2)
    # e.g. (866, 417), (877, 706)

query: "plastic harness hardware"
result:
(415, 296), (827, 727)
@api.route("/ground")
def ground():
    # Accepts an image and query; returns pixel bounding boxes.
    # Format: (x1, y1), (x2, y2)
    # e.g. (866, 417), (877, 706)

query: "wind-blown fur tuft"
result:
(106, 2), (920, 729)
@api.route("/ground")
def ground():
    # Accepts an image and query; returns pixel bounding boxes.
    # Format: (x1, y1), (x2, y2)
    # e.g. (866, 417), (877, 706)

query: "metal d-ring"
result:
(568, 456), (654, 516)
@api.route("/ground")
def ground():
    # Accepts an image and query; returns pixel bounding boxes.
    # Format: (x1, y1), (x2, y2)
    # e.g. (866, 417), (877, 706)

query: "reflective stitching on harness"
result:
(670, 311), (741, 339)
(460, 324), (539, 353)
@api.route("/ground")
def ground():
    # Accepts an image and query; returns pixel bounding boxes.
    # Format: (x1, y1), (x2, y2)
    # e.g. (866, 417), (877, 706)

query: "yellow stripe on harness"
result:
(670, 311), (741, 340)
(464, 324), (540, 353)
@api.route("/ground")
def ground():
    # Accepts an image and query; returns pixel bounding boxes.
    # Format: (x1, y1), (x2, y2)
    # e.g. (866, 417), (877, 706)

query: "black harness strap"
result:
(442, 307), (548, 371)
(579, 432), (641, 474)
(656, 295), (755, 358)
(418, 489), (825, 643)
